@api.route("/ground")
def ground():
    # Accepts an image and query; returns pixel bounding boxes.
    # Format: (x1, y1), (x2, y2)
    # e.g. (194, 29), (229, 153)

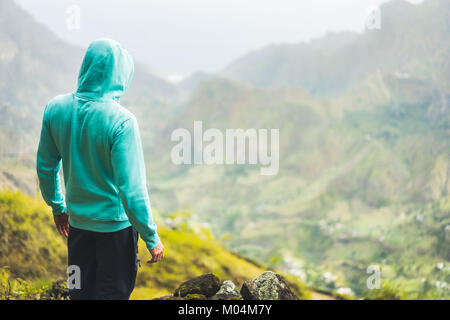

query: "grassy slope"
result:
(0, 189), (312, 300)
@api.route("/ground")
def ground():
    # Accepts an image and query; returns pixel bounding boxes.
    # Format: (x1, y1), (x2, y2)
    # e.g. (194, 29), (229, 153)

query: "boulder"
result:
(210, 280), (242, 300)
(174, 273), (221, 298)
(240, 271), (298, 300)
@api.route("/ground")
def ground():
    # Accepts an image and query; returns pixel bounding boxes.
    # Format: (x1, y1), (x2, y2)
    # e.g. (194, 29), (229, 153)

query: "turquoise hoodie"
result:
(36, 39), (160, 250)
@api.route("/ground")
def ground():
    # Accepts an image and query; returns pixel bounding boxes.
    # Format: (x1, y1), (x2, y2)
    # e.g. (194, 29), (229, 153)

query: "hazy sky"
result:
(16, 0), (424, 80)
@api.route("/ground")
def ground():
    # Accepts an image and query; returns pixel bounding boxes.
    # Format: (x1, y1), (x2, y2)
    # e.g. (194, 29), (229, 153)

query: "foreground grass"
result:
(0, 189), (311, 300)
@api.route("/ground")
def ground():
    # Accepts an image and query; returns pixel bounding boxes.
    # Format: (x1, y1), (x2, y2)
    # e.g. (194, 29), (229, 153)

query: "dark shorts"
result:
(67, 225), (139, 300)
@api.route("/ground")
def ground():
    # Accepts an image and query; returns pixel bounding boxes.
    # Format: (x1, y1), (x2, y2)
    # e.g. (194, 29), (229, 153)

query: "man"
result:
(36, 39), (164, 300)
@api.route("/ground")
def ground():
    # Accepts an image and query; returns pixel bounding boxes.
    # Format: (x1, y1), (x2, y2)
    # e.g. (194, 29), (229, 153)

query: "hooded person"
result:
(36, 39), (164, 300)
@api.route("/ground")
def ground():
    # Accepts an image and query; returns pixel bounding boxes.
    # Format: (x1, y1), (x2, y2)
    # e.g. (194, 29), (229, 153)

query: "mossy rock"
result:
(210, 280), (242, 300)
(174, 273), (220, 298)
(240, 271), (299, 300)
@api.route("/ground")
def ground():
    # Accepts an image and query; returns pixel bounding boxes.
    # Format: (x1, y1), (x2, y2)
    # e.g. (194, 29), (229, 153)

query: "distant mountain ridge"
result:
(222, 0), (450, 96)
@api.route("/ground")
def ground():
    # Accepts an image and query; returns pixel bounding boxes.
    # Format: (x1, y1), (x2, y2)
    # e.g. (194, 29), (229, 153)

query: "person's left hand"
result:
(54, 212), (69, 238)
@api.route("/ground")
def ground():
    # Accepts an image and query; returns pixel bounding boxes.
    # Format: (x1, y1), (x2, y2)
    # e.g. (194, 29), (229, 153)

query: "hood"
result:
(76, 39), (134, 100)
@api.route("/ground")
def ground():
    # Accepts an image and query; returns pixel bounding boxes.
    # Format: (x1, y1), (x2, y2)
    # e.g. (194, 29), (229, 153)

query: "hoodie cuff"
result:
(145, 233), (161, 250)
(52, 204), (67, 216)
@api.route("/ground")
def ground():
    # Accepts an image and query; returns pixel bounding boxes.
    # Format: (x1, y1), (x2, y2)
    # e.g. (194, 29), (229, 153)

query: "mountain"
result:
(148, 70), (449, 296)
(144, 1), (450, 298)
(222, 0), (450, 96)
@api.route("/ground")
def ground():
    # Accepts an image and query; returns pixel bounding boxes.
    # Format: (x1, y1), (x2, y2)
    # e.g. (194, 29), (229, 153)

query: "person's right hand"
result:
(147, 242), (164, 263)
(54, 212), (69, 238)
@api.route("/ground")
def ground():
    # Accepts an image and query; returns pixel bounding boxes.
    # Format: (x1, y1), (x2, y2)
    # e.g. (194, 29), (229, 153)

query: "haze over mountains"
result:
(0, 0), (449, 298)
(223, 0), (450, 95)
(17, 0), (425, 76)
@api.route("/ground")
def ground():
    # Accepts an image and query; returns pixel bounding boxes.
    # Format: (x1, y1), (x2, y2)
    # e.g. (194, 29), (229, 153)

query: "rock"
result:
(211, 293), (242, 300)
(153, 295), (185, 300)
(210, 280), (242, 300)
(174, 273), (221, 298)
(336, 287), (355, 297)
(240, 271), (299, 300)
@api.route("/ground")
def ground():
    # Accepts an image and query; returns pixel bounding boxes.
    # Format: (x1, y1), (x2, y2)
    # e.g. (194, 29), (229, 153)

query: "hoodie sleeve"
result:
(111, 116), (160, 250)
(36, 107), (66, 216)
